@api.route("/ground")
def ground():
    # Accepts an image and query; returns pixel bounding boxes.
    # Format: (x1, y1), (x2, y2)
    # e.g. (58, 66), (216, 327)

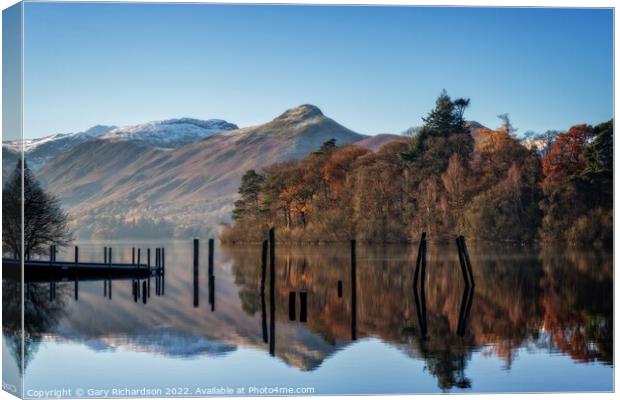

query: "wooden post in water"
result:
(288, 292), (296, 321)
(299, 292), (307, 323)
(459, 235), (475, 287)
(193, 239), (199, 306)
(108, 247), (112, 266)
(420, 236), (427, 332)
(351, 239), (357, 340)
(104, 246), (107, 265)
(269, 228), (276, 357)
(208, 239), (214, 276)
(132, 247), (135, 265)
(142, 281), (147, 304)
(414, 232), (427, 289)
(161, 247), (165, 274)
(209, 275), (215, 312)
(147, 248), (151, 269)
(337, 280), (343, 298)
(456, 236), (469, 286)
(137, 248), (141, 267)
(74, 246), (79, 301)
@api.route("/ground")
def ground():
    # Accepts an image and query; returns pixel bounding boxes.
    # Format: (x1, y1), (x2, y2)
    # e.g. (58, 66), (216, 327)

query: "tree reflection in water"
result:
(227, 242), (612, 390)
(3, 278), (71, 373)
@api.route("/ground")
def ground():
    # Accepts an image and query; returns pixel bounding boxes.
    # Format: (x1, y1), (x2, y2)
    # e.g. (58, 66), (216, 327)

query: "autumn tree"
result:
(539, 121), (612, 247)
(441, 154), (468, 234)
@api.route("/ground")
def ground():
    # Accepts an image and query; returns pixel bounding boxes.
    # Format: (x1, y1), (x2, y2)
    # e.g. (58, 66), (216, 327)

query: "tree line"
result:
(224, 91), (612, 246)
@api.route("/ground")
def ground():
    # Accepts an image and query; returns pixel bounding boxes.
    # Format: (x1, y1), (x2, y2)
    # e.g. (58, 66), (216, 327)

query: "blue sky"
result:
(19, 3), (613, 138)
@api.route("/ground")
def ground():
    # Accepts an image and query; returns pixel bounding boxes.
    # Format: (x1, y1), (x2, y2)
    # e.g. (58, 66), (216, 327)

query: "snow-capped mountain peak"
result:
(102, 118), (239, 148)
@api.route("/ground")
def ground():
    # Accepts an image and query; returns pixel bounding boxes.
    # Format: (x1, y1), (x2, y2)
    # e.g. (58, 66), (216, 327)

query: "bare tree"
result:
(2, 159), (71, 260)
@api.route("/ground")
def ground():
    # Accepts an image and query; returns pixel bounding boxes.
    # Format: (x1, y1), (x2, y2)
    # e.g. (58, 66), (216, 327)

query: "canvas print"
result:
(1, 2), (614, 398)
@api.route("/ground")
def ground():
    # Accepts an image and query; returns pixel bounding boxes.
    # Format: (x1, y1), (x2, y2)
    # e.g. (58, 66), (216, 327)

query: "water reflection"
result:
(3, 241), (613, 393)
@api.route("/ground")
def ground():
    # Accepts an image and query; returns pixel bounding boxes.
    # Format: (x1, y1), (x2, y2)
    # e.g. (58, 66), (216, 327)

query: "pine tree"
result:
(232, 169), (264, 222)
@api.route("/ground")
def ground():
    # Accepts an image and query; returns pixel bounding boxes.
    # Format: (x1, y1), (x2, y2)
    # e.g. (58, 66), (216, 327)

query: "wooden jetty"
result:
(3, 245), (164, 282)
(3, 259), (155, 282)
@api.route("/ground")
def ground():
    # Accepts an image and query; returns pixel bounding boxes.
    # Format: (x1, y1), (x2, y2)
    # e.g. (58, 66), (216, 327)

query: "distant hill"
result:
(356, 133), (406, 150)
(101, 118), (238, 148)
(3, 125), (115, 173)
(37, 105), (368, 238)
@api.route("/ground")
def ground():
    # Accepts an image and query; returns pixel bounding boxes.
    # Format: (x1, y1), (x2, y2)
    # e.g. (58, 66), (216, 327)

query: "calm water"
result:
(3, 241), (613, 397)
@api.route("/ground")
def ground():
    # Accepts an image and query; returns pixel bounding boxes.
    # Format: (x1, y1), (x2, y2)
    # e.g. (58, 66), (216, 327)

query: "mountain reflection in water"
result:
(3, 241), (612, 393)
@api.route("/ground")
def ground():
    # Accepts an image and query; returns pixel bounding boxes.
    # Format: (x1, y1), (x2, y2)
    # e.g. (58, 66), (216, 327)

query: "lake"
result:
(3, 240), (613, 396)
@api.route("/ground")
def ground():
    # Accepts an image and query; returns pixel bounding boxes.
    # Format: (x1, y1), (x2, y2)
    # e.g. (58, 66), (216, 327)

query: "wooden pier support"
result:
(413, 232), (428, 340)
(193, 239), (199, 306)
(74, 246), (79, 301)
(269, 228), (276, 357)
(208, 239), (214, 276)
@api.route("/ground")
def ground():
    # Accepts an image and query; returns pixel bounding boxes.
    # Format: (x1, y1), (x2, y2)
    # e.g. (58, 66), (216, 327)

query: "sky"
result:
(14, 3), (614, 139)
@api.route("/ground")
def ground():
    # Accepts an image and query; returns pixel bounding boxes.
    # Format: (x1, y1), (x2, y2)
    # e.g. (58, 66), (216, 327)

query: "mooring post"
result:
(104, 246), (107, 264)
(208, 238), (214, 277)
(456, 236), (469, 286)
(50, 245), (54, 265)
(289, 292), (296, 321)
(209, 275), (215, 312)
(193, 238), (199, 270)
(161, 247), (165, 274)
(299, 292), (307, 323)
(147, 248), (151, 269)
(269, 228), (276, 357)
(108, 247), (112, 267)
(74, 245), (79, 301)
(132, 247), (136, 265)
(193, 239), (199, 306)
(142, 281), (147, 304)
(351, 239), (357, 340)
(414, 232), (427, 289)
(459, 236), (475, 287)
(137, 248), (141, 267)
